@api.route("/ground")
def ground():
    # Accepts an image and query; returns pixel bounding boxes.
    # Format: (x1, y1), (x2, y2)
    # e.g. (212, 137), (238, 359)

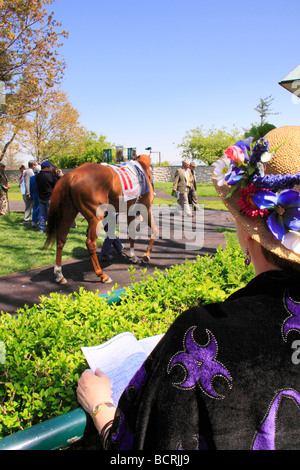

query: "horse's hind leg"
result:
(54, 241), (67, 284)
(86, 216), (112, 283)
(54, 210), (78, 284)
(143, 207), (157, 263)
(127, 213), (140, 264)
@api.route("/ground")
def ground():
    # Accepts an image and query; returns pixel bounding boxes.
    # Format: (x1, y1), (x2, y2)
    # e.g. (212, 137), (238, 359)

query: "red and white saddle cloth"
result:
(102, 161), (150, 202)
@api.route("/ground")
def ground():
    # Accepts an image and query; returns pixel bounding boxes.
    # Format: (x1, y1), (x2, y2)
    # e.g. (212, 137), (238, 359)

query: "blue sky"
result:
(50, 0), (300, 163)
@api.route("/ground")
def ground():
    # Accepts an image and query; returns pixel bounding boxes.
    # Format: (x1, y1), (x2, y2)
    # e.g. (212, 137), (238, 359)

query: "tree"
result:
(244, 123), (276, 142)
(0, 0), (68, 160)
(1, 139), (23, 169)
(51, 132), (114, 169)
(254, 95), (279, 125)
(178, 125), (242, 165)
(21, 87), (87, 163)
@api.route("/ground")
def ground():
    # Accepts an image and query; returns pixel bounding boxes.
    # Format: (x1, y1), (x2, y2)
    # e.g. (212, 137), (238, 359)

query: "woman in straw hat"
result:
(77, 127), (300, 450)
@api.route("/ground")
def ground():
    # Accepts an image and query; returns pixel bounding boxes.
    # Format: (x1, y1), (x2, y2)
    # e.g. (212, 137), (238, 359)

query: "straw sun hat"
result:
(212, 126), (300, 265)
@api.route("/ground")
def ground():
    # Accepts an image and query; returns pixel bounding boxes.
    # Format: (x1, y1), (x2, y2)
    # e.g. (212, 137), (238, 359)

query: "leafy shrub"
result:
(0, 246), (254, 437)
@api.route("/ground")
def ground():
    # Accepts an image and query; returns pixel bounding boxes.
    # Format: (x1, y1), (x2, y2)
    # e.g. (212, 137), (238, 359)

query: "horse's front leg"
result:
(143, 208), (157, 263)
(86, 218), (112, 283)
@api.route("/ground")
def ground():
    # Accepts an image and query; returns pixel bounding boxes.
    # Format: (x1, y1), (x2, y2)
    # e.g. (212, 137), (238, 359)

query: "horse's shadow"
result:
(28, 248), (148, 286)
(29, 236), (217, 289)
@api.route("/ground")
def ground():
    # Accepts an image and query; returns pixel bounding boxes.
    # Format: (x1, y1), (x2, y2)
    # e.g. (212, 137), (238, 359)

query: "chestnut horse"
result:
(44, 155), (157, 284)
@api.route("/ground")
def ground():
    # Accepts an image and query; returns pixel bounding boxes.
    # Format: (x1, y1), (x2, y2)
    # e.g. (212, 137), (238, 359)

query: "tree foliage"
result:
(244, 123), (276, 142)
(51, 131), (114, 169)
(20, 86), (87, 163)
(178, 125), (242, 165)
(0, 0), (68, 160)
(254, 95), (279, 126)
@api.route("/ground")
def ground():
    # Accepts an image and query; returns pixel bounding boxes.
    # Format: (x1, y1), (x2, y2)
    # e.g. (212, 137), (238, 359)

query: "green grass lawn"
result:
(153, 182), (226, 211)
(154, 181), (218, 197)
(0, 212), (103, 276)
(7, 182), (23, 201)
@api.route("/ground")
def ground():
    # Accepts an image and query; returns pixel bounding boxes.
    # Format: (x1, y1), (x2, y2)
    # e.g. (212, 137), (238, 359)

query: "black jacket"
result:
(35, 169), (59, 200)
(108, 270), (300, 450)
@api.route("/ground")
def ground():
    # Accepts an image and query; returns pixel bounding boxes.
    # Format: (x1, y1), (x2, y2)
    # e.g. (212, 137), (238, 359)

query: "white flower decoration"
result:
(212, 157), (232, 186)
(257, 162), (265, 177)
(282, 230), (300, 254)
(260, 151), (273, 163)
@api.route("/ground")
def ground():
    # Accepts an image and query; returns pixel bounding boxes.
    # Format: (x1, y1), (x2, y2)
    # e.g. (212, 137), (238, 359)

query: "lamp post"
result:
(145, 147), (161, 166)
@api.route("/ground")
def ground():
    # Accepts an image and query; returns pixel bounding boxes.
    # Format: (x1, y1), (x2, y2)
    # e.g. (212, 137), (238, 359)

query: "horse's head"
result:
(137, 154), (151, 167)
(136, 154), (152, 182)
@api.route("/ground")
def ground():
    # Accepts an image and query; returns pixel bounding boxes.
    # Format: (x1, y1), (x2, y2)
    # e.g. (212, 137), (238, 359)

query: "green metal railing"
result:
(0, 287), (131, 450)
(0, 408), (87, 450)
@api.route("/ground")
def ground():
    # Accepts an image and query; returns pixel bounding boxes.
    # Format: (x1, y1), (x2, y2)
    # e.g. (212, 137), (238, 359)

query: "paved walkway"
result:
(0, 192), (234, 314)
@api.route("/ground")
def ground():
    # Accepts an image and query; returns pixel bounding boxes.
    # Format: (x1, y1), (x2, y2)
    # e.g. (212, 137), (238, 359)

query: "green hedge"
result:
(0, 246), (254, 438)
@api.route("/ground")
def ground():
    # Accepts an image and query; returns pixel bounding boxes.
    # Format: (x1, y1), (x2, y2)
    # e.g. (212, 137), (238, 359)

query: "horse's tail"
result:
(43, 173), (75, 250)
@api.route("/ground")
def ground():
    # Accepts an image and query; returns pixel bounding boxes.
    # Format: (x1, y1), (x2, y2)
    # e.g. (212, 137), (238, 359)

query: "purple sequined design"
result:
(111, 411), (134, 450)
(168, 326), (232, 399)
(124, 363), (147, 398)
(252, 389), (300, 450)
(283, 296), (300, 340)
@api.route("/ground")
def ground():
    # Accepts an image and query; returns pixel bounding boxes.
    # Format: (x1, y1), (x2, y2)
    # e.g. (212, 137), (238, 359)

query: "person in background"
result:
(19, 164), (26, 186)
(29, 164), (41, 229)
(99, 211), (124, 261)
(23, 160), (37, 226)
(77, 126), (300, 450)
(188, 161), (199, 211)
(35, 161), (63, 233)
(19, 164), (26, 205)
(172, 158), (192, 216)
(0, 162), (10, 215)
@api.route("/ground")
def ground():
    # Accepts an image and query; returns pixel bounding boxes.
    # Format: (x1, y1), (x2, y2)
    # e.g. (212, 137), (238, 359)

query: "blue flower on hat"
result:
(251, 189), (300, 241)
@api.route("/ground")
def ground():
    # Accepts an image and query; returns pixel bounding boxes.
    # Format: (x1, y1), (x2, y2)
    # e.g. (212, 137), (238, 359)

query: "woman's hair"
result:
(261, 245), (300, 272)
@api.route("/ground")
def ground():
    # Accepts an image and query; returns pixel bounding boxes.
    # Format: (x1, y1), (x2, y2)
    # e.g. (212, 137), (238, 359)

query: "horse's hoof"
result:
(129, 255), (140, 264)
(103, 275), (113, 284)
(142, 255), (150, 264)
(56, 276), (67, 284)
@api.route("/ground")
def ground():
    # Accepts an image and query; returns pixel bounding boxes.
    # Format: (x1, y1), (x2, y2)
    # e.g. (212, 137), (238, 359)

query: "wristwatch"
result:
(93, 401), (115, 420)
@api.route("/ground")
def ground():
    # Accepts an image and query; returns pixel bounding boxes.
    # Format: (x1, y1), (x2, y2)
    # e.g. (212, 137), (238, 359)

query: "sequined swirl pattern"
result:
(168, 326), (232, 399)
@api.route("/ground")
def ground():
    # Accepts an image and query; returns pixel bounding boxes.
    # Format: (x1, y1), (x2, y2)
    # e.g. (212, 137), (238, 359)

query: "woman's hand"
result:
(76, 368), (112, 418)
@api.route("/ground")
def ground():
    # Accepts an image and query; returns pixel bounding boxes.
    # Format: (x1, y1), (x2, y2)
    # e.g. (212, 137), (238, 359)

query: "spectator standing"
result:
(29, 164), (41, 229)
(23, 160), (37, 225)
(35, 161), (62, 233)
(19, 164), (26, 204)
(0, 162), (10, 215)
(172, 158), (192, 216)
(19, 164), (26, 186)
(99, 211), (124, 261)
(188, 162), (199, 211)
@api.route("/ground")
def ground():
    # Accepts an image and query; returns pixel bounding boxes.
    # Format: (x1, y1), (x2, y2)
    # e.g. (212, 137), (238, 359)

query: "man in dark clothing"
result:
(35, 161), (63, 233)
(188, 161), (199, 211)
